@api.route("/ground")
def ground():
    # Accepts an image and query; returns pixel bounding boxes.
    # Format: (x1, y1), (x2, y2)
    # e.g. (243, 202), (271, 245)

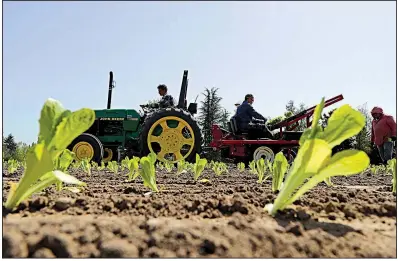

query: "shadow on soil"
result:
(274, 209), (359, 237)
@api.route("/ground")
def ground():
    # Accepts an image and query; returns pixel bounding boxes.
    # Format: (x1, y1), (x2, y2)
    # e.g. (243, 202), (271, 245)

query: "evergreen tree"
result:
(3, 134), (17, 160)
(219, 109), (231, 130)
(198, 87), (224, 146)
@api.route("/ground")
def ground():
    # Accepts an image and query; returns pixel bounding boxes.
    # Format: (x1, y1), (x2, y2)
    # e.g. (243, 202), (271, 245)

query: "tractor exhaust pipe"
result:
(178, 70), (188, 109)
(107, 71), (114, 109)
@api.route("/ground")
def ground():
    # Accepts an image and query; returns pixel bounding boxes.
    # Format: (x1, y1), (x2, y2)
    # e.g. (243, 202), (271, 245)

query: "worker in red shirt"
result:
(371, 106), (397, 164)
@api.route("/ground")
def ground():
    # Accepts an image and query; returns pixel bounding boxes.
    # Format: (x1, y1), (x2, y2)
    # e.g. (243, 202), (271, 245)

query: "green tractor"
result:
(67, 70), (202, 164)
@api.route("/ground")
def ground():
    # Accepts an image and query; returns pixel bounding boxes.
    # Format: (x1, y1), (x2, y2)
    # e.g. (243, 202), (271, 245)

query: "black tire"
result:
(139, 108), (202, 163)
(67, 133), (104, 164)
(103, 146), (117, 163)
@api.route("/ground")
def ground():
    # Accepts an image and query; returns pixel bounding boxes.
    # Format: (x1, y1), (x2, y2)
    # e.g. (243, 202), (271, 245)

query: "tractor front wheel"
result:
(250, 145), (297, 165)
(67, 133), (104, 164)
(139, 108), (202, 163)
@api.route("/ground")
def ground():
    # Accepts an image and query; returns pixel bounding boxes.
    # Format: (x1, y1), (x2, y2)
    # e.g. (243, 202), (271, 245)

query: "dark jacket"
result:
(159, 94), (175, 108)
(150, 94), (175, 108)
(234, 101), (266, 130)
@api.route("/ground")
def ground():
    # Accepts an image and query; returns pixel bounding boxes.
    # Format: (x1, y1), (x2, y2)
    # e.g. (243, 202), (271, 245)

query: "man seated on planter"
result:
(233, 94), (272, 139)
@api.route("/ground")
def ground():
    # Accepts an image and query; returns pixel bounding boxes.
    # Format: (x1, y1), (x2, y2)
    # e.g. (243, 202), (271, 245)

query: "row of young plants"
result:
(3, 97), (397, 215)
(6, 148), (395, 193)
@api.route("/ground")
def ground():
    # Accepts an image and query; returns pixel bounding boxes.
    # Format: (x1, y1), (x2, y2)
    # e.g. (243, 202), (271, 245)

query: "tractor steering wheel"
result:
(140, 104), (157, 115)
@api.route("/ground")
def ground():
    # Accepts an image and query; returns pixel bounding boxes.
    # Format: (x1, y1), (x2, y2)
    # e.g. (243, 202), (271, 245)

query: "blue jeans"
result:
(377, 141), (394, 163)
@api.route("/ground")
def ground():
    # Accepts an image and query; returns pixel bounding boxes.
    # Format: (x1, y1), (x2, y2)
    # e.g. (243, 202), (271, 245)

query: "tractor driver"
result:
(143, 84), (175, 109)
(233, 94), (270, 139)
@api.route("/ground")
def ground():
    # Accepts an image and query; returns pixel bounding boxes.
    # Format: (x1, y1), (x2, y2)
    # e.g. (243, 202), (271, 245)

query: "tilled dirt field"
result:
(2, 166), (397, 258)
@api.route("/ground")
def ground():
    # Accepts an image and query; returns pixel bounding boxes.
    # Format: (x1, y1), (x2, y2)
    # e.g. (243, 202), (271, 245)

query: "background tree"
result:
(198, 87), (224, 146)
(284, 100), (307, 131)
(3, 134), (17, 161)
(219, 109), (231, 130)
(14, 142), (31, 162)
(267, 100), (307, 130)
(355, 103), (372, 154)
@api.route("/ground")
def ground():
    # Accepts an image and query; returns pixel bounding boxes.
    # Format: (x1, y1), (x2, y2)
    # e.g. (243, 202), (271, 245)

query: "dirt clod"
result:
(32, 248), (56, 258)
(3, 228), (29, 257)
(199, 239), (216, 255)
(54, 197), (75, 211)
(100, 239), (139, 257)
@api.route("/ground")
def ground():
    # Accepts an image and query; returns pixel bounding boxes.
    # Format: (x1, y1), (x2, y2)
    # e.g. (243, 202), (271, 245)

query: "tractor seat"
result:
(227, 122), (233, 133)
(229, 117), (238, 134)
(229, 117), (248, 135)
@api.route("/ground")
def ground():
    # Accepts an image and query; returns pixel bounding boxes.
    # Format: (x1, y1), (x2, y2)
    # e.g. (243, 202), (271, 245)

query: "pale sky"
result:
(3, 1), (396, 144)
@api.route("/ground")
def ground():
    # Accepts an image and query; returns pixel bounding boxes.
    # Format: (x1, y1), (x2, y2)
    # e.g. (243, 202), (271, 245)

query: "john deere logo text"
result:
(100, 117), (124, 121)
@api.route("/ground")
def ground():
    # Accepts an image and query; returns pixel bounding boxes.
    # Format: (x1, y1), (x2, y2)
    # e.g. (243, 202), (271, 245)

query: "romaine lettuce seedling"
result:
(80, 158), (91, 176)
(98, 161), (106, 171)
(164, 161), (174, 172)
(370, 165), (379, 175)
(237, 162), (245, 172)
(71, 160), (81, 170)
(107, 161), (119, 174)
(176, 159), (187, 175)
(212, 162), (228, 176)
(265, 98), (370, 216)
(91, 161), (99, 170)
(53, 149), (75, 191)
(156, 162), (165, 170)
(121, 156), (130, 171)
(388, 159), (396, 192)
(139, 152), (158, 192)
(5, 98), (92, 210)
(266, 160), (273, 173)
(255, 158), (270, 183)
(206, 160), (215, 170)
(185, 162), (194, 172)
(127, 156), (140, 181)
(7, 159), (19, 174)
(387, 159), (396, 175)
(271, 152), (288, 192)
(249, 160), (258, 175)
(193, 154), (207, 181)
(54, 149), (75, 172)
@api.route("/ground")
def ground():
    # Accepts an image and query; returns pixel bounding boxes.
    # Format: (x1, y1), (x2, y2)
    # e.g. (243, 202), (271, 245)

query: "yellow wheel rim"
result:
(72, 141), (94, 161)
(147, 116), (195, 163)
(103, 148), (113, 163)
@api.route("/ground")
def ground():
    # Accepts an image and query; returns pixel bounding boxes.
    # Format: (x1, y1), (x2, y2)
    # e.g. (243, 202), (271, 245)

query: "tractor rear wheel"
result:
(68, 133), (104, 164)
(139, 108), (202, 163)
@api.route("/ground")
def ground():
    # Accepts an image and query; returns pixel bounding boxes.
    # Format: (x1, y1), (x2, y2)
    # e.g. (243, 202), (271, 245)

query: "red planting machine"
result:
(209, 94), (344, 164)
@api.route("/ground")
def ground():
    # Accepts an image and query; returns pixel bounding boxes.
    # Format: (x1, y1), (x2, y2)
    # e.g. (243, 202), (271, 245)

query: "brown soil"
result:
(2, 166), (397, 258)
